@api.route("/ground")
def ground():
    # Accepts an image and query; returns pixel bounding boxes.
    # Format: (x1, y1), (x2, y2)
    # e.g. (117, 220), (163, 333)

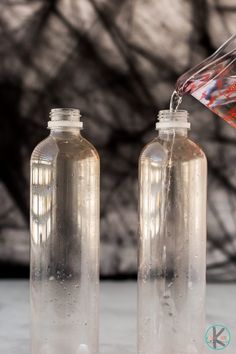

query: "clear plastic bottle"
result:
(30, 108), (100, 354)
(138, 110), (207, 354)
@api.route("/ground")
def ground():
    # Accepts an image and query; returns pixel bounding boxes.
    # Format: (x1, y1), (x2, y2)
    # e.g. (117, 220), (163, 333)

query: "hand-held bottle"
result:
(30, 108), (100, 354)
(138, 110), (207, 354)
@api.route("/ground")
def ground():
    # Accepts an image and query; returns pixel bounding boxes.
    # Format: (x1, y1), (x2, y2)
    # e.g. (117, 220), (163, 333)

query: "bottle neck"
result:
(156, 110), (190, 139)
(48, 108), (83, 137)
(50, 127), (82, 138)
(158, 127), (188, 139)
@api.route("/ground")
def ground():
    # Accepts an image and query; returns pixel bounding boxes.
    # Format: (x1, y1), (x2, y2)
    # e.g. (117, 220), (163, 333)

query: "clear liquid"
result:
(138, 131), (207, 354)
(169, 90), (183, 112)
(30, 130), (100, 354)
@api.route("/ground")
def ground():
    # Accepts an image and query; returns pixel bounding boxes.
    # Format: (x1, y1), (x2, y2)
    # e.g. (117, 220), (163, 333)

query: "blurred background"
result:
(0, 0), (236, 281)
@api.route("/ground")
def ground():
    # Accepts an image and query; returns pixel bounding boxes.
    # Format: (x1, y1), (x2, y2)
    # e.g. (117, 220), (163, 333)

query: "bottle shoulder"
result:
(140, 139), (168, 163)
(31, 134), (99, 163)
(31, 136), (55, 163)
(140, 136), (206, 164)
(172, 136), (206, 161)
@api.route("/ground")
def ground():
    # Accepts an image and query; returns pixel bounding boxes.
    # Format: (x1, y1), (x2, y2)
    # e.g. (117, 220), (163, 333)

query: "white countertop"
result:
(0, 281), (235, 354)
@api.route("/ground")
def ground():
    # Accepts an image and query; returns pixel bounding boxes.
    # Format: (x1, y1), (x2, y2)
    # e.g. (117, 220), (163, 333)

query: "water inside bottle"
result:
(171, 33), (236, 127)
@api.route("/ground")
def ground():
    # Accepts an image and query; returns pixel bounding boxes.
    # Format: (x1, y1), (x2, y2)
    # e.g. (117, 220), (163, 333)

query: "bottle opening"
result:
(156, 110), (190, 130)
(48, 108), (83, 129)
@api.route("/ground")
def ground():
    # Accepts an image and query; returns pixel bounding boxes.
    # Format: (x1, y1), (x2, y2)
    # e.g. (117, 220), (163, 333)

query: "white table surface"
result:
(0, 281), (235, 354)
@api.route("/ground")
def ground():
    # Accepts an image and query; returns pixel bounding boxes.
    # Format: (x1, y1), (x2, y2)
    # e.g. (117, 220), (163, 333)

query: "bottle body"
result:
(30, 113), (99, 354)
(138, 115), (207, 354)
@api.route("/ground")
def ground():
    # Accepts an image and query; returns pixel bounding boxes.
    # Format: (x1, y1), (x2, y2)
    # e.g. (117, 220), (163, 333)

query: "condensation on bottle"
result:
(30, 108), (100, 354)
(138, 110), (207, 354)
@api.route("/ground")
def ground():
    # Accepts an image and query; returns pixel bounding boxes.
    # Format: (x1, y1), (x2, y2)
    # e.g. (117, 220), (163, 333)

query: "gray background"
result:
(0, 0), (236, 280)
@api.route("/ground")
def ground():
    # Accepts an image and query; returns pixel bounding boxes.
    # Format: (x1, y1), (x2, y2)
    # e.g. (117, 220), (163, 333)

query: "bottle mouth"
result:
(156, 110), (190, 130)
(48, 108), (83, 129)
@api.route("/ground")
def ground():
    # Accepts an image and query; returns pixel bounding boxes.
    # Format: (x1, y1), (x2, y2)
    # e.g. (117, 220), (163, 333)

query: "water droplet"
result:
(75, 284), (79, 288)
(49, 276), (55, 281)
(78, 344), (89, 353)
(167, 281), (173, 288)
(188, 281), (193, 289)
